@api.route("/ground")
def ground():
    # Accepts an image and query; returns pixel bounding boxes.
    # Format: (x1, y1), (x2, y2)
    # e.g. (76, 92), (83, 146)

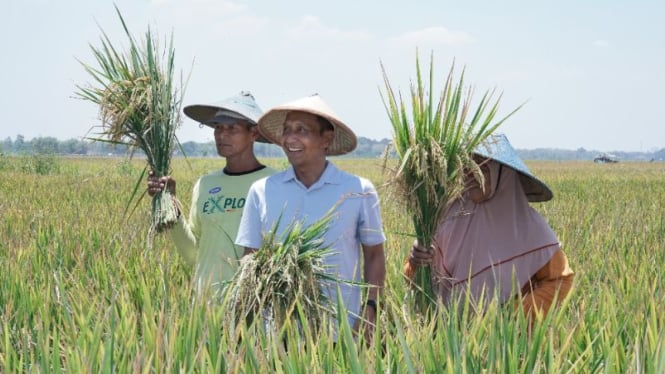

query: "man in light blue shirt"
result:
(235, 94), (386, 341)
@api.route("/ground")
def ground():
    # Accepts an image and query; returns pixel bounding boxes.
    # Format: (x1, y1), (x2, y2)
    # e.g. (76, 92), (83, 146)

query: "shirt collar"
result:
(280, 162), (342, 189)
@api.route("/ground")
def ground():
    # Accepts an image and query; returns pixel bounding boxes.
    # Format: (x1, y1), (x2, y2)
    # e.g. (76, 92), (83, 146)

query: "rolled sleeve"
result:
(358, 182), (386, 247)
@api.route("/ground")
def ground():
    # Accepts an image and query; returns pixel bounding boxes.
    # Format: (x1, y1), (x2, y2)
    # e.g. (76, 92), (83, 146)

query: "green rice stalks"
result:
(75, 6), (186, 234)
(380, 52), (522, 315)
(222, 212), (347, 336)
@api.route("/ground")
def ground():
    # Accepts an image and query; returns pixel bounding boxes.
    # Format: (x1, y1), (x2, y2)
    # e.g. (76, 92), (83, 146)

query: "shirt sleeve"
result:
(235, 181), (263, 250)
(357, 180), (386, 247)
(169, 178), (202, 265)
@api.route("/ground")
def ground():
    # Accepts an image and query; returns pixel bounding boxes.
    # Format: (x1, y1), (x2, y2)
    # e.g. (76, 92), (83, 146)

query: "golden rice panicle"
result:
(76, 6), (187, 237)
(223, 212), (344, 334)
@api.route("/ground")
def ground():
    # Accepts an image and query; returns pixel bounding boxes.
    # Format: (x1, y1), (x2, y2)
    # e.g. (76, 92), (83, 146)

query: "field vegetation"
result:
(1, 155), (664, 372)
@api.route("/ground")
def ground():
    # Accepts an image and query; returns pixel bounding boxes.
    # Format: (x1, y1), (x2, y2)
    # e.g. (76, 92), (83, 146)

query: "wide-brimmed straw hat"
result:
(473, 133), (553, 202)
(183, 91), (269, 143)
(257, 94), (357, 155)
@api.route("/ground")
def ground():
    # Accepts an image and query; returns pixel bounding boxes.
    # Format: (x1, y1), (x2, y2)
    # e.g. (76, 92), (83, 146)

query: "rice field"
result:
(1, 155), (664, 372)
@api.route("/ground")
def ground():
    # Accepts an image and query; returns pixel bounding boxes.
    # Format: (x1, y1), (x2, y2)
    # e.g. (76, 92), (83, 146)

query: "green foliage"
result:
(115, 159), (140, 177)
(223, 212), (345, 337)
(31, 136), (60, 154)
(0, 153), (6, 172)
(19, 154), (61, 175)
(1, 157), (665, 371)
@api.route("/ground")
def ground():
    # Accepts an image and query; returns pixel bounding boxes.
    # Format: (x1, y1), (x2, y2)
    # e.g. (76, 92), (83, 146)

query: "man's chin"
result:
(216, 146), (234, 155)
(285, 154), (304, 166)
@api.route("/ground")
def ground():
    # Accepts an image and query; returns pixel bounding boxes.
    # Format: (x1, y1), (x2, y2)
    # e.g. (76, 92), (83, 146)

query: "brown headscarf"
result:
(431, 160), (559, 306)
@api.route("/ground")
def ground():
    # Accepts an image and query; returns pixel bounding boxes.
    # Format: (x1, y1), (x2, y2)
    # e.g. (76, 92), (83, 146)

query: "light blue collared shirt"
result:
(236, 162), (386, 326)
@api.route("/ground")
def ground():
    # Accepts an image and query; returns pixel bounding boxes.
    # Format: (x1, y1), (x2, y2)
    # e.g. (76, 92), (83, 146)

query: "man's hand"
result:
(409, 240), (434, 268)
(242, 247), (257, 258)
(357, 300), (377, 343)
(147, 170), (176, 197)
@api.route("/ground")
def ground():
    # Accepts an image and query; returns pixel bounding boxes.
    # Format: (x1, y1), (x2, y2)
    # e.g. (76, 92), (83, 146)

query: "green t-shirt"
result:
(170, 166), (276, 292)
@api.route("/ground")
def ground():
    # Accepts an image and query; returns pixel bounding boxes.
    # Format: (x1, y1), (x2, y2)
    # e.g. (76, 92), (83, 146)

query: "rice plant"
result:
(222, 212), (346, 338)
(1, 157), (665, 371)
(75, 6), (186, 234)
(380, 53), (522, 314)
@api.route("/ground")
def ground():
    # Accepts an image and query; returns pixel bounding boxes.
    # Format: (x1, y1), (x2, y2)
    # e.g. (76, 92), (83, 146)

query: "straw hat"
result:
(183, 91), (269, 143)
(257, 94), (357, 155)
(473, 133), (553, 202)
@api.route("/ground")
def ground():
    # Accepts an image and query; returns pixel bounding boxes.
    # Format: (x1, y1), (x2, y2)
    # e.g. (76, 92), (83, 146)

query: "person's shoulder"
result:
(197, 169), (225, 182)
(204, 167), (225, 176)
(356, 175), (377, 192)
(241, 166), (277, 182)
(250, 168), (286, 188)
(263, 168), (290, 184)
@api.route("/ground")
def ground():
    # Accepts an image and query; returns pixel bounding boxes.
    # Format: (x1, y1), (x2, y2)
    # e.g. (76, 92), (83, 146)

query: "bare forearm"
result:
(363, 243), (386, 301)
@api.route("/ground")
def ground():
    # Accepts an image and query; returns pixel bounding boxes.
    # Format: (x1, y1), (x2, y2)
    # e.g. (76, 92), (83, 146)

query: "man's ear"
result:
(322, 129), (334, 147)
(249, 126), (260, 140)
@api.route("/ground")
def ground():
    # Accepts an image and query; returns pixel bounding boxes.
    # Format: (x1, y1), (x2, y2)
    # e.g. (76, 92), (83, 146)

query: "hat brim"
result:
(473, 134), (553, 202)
(472, 157), (552, 202)
(183, 104), (270, 143)
(491, 159), (553, 202)
(258, 107), (357, 156)
(184, 104), (227, 124)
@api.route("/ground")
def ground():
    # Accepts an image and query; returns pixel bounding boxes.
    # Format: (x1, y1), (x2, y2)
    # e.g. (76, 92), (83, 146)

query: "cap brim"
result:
(183, 104), (223, 124)
(183, 105), (270, 143)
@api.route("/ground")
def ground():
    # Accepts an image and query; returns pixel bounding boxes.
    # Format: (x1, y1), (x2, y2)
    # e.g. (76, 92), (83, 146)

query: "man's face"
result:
(281, 111), (333, 168)
(212, 121), (258, 158)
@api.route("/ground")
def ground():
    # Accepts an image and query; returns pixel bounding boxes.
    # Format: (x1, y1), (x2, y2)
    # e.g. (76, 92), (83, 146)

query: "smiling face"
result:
(212, 120), (258, 158)
(281, 111), (334, 169)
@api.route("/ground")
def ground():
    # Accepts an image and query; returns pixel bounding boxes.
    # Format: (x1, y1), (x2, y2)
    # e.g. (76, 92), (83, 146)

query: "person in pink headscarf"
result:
(403, 134), (574, 324)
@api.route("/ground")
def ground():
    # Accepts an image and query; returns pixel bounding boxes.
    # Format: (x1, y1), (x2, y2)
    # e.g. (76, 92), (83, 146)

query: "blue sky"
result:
(2, 0), (663, 151)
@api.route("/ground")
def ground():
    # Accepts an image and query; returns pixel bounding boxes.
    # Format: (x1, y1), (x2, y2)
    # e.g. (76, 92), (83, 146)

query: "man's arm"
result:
(363, 243), (386, 302)
(169, 178), (202, 266)
(356, 242), (385, 343)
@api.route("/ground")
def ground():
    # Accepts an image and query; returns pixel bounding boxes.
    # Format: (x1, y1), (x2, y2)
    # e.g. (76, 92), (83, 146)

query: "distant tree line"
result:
(2, 135), (664, 161)
(0, 135), (392, 158)
(518, 147), (665, 162)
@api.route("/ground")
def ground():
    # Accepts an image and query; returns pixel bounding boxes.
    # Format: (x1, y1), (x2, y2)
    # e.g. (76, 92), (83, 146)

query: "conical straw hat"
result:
(473, 133), (553, 202)
(258, 94), (357, 155)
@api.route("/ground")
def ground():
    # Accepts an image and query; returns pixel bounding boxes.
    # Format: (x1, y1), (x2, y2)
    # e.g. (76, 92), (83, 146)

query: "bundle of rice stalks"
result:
(222, 213), (345, 336)
(380, 53), (522, 314)
(76, 7), (186, 234)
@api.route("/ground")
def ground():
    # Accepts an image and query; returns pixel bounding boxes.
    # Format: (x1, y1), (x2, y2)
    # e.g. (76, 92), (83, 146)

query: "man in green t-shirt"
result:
(148, 91), (276, 294)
